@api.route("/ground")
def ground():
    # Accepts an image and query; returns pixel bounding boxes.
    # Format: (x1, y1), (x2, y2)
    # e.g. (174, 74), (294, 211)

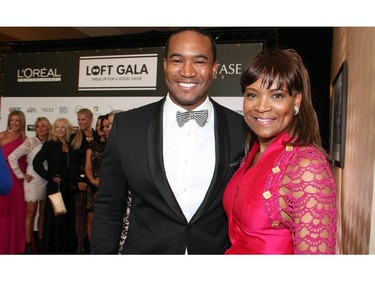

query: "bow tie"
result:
(176, 109), (209, 127)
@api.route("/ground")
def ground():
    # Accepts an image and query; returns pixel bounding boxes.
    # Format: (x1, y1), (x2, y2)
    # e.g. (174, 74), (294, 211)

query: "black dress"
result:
(69, 129), (98, 254)
(86, 139), (106, 212)
(33, 140), (76, 254)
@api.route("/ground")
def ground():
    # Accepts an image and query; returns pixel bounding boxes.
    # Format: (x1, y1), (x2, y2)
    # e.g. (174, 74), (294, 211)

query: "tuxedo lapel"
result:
(190, 100), (229, 224)
(147, 98), (186, 222)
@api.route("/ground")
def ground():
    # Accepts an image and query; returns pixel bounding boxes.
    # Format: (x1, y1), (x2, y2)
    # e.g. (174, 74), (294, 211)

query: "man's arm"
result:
(91, 117), (129, 254)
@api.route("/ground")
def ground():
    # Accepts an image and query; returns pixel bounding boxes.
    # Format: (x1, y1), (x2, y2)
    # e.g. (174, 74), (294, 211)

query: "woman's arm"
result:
(8, 138), (32, 180)
(33, 141), (52, 181)
(281, 148), (337, 254)
(85, 148), (99, 187)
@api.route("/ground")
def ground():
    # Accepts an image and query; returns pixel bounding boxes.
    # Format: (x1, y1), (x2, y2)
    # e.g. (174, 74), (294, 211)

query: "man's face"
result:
(163, 30), (218, 111)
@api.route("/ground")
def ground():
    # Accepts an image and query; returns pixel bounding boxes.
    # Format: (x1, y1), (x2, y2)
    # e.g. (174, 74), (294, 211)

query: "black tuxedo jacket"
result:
(91, 97), (247, 254)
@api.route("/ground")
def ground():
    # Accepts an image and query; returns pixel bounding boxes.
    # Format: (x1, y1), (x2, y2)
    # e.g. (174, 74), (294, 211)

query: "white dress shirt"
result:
(163, 94), (215, 222)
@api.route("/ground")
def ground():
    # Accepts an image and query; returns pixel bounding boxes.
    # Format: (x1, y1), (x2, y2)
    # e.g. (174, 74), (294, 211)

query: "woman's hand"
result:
(77, 182), (88, 191)
(24, 174), (34, 183)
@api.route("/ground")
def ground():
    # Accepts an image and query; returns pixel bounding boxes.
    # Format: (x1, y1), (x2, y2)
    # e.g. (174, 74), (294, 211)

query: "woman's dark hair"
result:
(99, 114), (109, 131)
(240, 48), (324, 154)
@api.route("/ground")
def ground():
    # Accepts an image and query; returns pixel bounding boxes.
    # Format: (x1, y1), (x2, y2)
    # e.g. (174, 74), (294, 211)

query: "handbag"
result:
(48, 180), (67, 216)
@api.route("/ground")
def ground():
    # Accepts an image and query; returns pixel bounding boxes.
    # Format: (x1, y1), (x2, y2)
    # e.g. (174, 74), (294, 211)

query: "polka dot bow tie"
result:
(176, 109), (209, 127)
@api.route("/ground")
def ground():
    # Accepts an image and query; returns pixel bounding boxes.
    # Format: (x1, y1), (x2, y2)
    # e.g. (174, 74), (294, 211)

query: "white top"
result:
(8, 137), (48, 202)
(163, 94), (216, 222)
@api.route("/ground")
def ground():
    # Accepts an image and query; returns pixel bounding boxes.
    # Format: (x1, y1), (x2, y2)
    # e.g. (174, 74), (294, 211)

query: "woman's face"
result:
(243, 77), (301, 147)
(77, 113), (92, 130)
(102, 118), (110, 138)
(96, 119), (104, 137)
(54, 121), (67, 139)
(35, 120), (49, 139)
(9, 114), (22, 133)
(107, 114), (114, 131)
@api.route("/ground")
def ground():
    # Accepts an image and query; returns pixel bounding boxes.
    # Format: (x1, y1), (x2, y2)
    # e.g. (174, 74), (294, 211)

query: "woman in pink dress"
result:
(8, 117), (52, 254)
(0, 110), (27, 254)
(223, 49), (337, 254)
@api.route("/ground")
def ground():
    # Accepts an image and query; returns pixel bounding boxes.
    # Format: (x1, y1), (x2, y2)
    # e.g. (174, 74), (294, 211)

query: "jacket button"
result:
(263, 190), (272, 199)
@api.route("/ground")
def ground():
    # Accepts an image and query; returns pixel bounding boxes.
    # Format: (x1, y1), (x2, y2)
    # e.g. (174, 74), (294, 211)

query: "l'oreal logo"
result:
(17, 67), (62, 82)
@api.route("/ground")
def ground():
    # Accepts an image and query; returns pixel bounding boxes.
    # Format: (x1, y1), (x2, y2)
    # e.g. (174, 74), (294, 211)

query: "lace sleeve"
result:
(8, 138), (32, 179)
(279, 147), (337, 254)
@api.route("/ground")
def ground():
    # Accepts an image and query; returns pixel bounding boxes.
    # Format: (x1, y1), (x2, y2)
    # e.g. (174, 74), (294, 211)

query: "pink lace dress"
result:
(223, 132), (336, 254)
(0, 136), (27, 254)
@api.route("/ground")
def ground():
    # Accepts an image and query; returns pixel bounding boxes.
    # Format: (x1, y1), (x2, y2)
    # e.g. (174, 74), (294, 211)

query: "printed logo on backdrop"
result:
(59, 107), (69, 114)
(27, 107), (37, 113)
(75, 105), (83, 113)
(17, 67), (62, 82)
(210, 43), (263, 97)
(78, 54), (158, 91)
(8, 107), (21, 112)
(41, 107), (54, 113)
(214, 63), (242, 80)
(27, 125), (35, 132)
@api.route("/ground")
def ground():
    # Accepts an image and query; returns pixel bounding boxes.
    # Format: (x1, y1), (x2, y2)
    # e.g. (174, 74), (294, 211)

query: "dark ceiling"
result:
(0, 27), (178, 43)
(0, 27), (279, 53)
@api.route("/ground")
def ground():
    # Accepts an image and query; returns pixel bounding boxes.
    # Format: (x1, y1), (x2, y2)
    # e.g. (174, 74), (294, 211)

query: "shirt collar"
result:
(165, 93), (212, 113)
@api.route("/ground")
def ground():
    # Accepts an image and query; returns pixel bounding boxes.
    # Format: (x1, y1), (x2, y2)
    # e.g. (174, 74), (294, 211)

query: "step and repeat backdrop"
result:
(0, 43), (262, 136)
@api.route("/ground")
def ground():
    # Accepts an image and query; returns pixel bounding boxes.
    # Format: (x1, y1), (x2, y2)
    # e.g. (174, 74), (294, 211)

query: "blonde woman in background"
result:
(69, 108), (98, 254)
(0, 110), (27, 254)
(33, 118), (76, 254)
(8, 117), (52, 254)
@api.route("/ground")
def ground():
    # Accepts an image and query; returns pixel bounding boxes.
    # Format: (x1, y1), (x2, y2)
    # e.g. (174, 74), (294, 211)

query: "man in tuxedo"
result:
(91, 27), (247, 254)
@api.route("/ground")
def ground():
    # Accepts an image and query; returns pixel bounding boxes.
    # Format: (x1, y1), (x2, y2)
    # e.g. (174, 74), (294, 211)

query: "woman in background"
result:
(69, 108), (98, 254)
(33, 118), (75, 254)
(8, 117), (52, 253)
(85, 114), (109, 243)
(223, 49), (337, 254)
(0, 110), (27, 254)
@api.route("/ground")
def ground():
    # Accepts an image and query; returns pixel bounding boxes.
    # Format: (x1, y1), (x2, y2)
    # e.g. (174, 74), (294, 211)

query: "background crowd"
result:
(0, 108), (122, 254)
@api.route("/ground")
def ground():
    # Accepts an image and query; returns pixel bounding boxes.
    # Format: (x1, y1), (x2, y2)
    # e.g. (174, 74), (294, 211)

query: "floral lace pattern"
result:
(264, 145), (336, 254)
